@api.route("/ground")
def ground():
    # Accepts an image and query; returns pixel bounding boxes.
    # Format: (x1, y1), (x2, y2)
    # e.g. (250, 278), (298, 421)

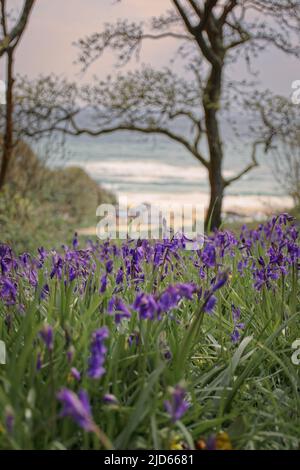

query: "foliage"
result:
(0, 140), (115, 252)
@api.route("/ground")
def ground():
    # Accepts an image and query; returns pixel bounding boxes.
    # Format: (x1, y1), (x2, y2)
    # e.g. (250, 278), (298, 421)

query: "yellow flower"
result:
(216, 431), (233, 450)
(170, 441), (184, 450)
(169, 435), (184, 450)
(67, 372), (74, 383)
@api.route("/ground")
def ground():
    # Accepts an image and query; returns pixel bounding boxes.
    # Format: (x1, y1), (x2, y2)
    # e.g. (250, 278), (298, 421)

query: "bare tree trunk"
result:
(0, 49), (14, 189)
(203, 64), (224, 231)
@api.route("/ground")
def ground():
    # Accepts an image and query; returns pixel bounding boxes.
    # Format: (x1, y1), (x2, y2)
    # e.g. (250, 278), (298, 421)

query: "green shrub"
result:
(0, 140), (115, 252)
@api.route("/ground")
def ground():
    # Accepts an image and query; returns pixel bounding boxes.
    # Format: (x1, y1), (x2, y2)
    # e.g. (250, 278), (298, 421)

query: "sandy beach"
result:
(78, 192), (294, 236)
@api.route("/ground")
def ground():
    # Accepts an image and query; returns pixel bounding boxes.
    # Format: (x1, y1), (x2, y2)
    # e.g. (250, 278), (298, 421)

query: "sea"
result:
(60, 129), (292, 223)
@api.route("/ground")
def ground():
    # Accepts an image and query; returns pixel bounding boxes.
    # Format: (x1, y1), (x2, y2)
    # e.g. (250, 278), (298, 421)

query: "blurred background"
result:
(1, 0), (300, 251)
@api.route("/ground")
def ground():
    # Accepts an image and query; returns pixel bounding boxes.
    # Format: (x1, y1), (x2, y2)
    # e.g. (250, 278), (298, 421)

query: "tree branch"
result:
(172, 0), (194, 34)
(219, 0), (237, 25)
(25, 115), (209, 169)
(224, 140), (265, 186)
(199, 0), (218, 29)
(72, 121), (209, 169)
(0, 0), (7, 37)
(187, 0), (202, 19)
(141, 32), (192, 41)
(0, 0), (35, 56)
(173, 0), (221, 66)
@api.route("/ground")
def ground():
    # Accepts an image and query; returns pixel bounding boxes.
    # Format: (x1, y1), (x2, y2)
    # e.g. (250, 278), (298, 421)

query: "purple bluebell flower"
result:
(38, 246), (47, 264)
(278, 213), (294, 225)
(158, 283), (196, 313)
(108, 297), (131, 324)
(0, 278), (17, 305)
(41, 283), (50, 300)
(88, 326), (109, 379)
(0, 246), (13, 274)
(202, 244), (216, 268)
(100, 274), (107, 293)
(175, 283), (197, 300)
(72, 233), (79, 249)
(203, 295), (217, 314)
(20, 252), (30, 266)
(36, 352), (42, 371)
(237, 259), (248, 276)
(212, 271), (228, 292)
(116, 267), (124, 285)
(26, 269), (38, 288)
(39, 324), (54, 351)
(164, 349), (172, 361)
(153, 244), (164, 266)
(70, 367), (81, 382)
(50, 254), (63, 279)
(69, 266), (77, 282)
(231, 304), (245, 343)
(105, 260), (113, 274)
(57, 388), (95, 432)
(199, 266), (206, 279)
(128, 332), (140, 347)
(103, 393), (118, 405)
(5, 407), (14, 435)
(232, 305), (241, 322)
(164, 384), (189, 423)
(206, 435), (217, 450)
(133, 293), (159, 320)
(231, 328), (241, 343)
(133, 283), (197, 321)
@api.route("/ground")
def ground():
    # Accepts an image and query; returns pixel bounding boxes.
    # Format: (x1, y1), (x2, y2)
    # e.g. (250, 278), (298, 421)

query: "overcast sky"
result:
(1, 0), (299, 96)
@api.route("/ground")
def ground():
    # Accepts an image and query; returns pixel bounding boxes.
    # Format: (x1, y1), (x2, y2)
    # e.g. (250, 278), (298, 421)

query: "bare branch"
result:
(172, 0), (194, 34)
(10, 69), (210, 170)
(219, 0), (237, 25)
(198, 0), (218, 29)
(68, 121), (209, 168)
(76, 18), (192, 70)
(0, 0), (7, 37)
(0, 0), (35, 55)
(224, 140), (263, 187)
(186, 0), (202, 18)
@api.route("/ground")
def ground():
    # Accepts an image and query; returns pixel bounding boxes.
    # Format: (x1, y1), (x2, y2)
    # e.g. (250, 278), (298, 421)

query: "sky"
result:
(1, 0), (299, 96)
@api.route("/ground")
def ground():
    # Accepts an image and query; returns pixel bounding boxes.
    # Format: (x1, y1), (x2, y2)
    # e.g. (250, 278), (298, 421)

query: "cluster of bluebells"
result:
(88, 326), (109, 379)
(231, 305), (245, 343)
(164, 384), (190, 423)
(1, 214), (298, 302)
(57, 388), (95, 432)
(133, 283), (197, 320)
(39, 324), (54, 351)
(238, 214), (299, 290)
(1, 215), (299, 440)
(0, 215), (298, 337)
